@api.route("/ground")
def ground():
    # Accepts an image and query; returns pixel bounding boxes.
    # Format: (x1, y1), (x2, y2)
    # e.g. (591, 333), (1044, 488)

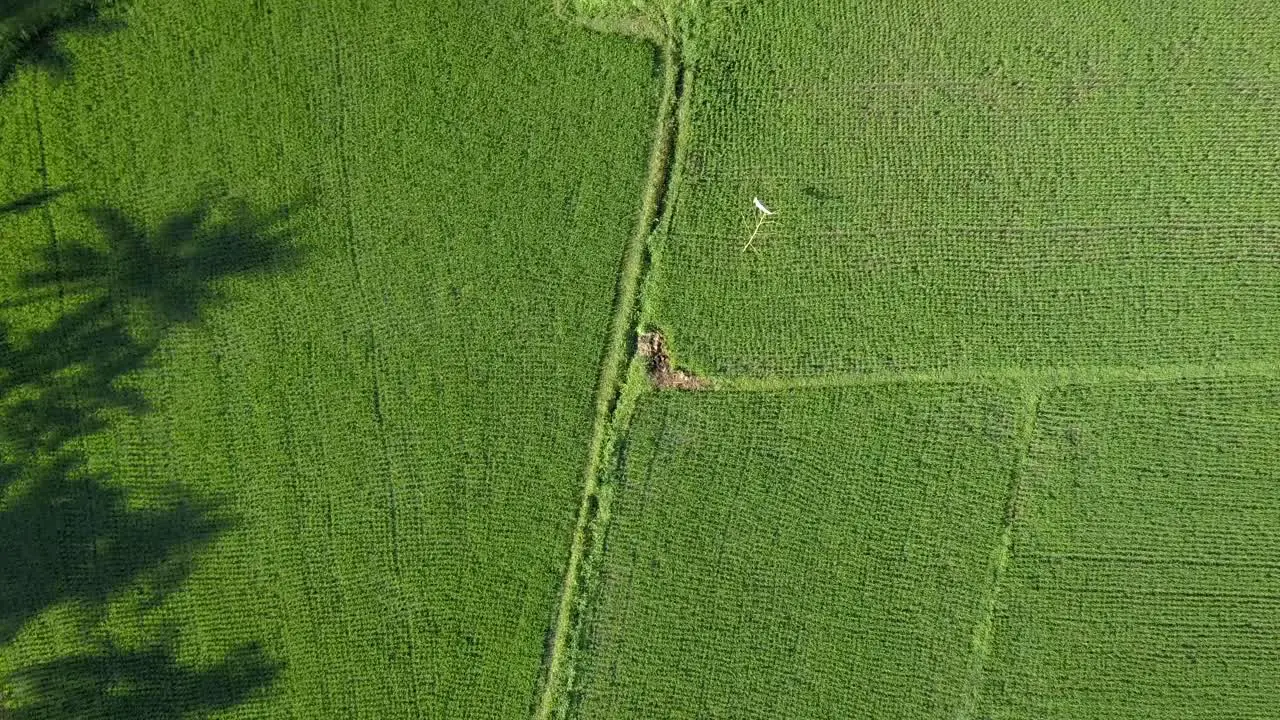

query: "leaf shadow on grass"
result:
(0, 187), (309, 717)
(0, 187), (70, 216)
(5, 639), (278, 720)
(0, 0), (126, 90)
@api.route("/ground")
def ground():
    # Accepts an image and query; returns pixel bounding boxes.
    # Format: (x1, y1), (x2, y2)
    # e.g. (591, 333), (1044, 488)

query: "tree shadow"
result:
(0, 188), (305, 717)
(0, 187), (69, 216)
(21, 193), (305, 328)
(5, 638), (279, 719)
(0, 0), (126, 90)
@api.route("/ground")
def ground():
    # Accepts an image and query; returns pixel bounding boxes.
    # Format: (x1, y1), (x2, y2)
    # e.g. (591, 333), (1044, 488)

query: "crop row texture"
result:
(574, 377), (1280, 718)
(981, 377), (1280, 719)
(649, 0), (1280, 378)
(0, 1), (656, 717)
(574, 386), (1023, 718)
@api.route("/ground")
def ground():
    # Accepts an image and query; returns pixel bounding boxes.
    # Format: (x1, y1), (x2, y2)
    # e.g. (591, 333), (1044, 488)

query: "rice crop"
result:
(0, 1), (656, 717)
(562, 3), (1280, 718)
(978, 378), (1280, 719)
(6, 0), (1280, 718)
(572, 385), (1028, 719)
(570, 376), (1280, 720)
(649, 0), (1280, 378)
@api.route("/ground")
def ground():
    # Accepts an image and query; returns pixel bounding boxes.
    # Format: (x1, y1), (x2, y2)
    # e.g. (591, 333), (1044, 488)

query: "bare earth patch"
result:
(636, 331), (709, 390)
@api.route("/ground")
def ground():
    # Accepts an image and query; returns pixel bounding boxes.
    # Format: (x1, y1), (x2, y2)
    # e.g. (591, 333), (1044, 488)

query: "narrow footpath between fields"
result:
(532, 28), (692, 720)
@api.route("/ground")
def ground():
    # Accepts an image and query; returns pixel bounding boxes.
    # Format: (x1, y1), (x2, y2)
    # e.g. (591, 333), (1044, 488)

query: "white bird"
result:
(744, 197), (776, 252)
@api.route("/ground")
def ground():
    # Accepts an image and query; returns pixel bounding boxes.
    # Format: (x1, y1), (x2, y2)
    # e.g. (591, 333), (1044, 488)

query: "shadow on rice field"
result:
(0, 188), (70, 216)
(0, 188), (307, 717)
(0, 0), (125, 89)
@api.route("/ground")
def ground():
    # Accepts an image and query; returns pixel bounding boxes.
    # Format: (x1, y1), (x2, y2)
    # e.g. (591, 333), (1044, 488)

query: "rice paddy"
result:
(2, 1), (1278, 719)
(649, 0), (1280, 378)
(0, 1), (655, 717)
(979, 378), (1280, 720)
(571, 385), (1024, 719)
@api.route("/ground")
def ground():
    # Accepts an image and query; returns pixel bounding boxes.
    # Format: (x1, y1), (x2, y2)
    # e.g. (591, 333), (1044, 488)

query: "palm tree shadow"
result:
(21, 193), (305, 328)
(0, 187), (308, 717)
(5, 639), (280, 719)
(0, 0), (126, 90)
(0, 187), (70, 216)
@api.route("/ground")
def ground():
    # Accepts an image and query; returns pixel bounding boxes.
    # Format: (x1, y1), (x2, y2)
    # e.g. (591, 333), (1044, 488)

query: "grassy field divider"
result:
(957, 384), (1042, 720)
(531, 37), (691, 720)
(710, 358), (1280, 393)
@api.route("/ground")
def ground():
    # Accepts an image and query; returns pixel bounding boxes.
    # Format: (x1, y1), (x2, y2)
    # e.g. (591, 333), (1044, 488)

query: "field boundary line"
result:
(957, 385), (1042, 720)
(29, 86), (63, 290)
(531, 36), (687, 720)
(711, 359), (1280, 393)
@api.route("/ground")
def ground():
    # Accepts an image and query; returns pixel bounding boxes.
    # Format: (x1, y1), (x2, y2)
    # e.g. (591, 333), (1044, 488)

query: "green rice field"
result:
(573, 385), (1026, 718)
(1, 1), (655, 717)
(980, 378), (1280, 719)
(651, 0), (1280, 378)
(3, 0), (1279, 718)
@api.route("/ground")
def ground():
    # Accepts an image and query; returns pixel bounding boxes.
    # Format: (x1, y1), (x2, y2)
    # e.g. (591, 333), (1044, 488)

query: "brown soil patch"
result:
(636, 331), (709, 391)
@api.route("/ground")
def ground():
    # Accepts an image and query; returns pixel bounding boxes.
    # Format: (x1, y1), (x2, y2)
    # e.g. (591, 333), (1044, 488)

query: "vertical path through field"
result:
(957, 384), (1042, 720)
(532, 33), (690, 720)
